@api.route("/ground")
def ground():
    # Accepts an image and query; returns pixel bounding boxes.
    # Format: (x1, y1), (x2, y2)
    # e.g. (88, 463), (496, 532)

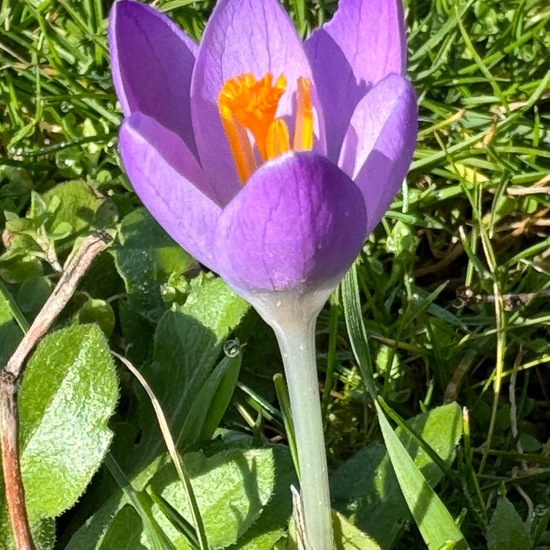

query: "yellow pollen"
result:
(218, 72), (314, 184)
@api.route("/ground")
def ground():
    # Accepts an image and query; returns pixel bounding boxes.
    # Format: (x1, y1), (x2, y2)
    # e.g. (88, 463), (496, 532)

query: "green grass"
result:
(1, 0), (550, 548)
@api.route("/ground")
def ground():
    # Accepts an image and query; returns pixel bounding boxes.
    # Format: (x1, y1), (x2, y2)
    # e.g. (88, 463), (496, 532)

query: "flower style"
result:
(110, 0), (417, 547)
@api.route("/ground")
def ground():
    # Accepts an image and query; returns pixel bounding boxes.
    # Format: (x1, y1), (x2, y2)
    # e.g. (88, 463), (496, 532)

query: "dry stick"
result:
(4, 232), (112, 379)
(0, 231), (112, 550)
(0, 377), (33, 550)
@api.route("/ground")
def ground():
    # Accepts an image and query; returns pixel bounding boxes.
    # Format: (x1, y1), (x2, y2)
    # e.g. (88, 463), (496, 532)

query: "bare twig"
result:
(507, 172), (550, 196)
(0, 231), (112, 550)
(506, 186), (550, 196)
(0, 373), (34, 550)
(456, 286), (550, 311)
(4, 232), (112, 379)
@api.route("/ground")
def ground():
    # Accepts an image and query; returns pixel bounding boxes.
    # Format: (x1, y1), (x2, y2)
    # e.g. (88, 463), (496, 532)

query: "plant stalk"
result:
(246, 285), (336, 549)
(263, 298), (333, 549)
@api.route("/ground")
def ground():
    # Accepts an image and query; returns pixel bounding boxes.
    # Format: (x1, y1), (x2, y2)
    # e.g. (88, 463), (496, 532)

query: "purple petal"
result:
(339, 74), (417, 234)
(191, 0), (325, 203)
(216, 153), (366, 295)
(305, 0), (407, 161)
(109, 1), (198, 155)
(119, 113), (221, 269)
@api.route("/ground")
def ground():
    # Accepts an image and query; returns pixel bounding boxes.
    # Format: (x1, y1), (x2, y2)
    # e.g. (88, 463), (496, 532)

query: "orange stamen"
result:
(218, 73), (287, 162)
(266, 119), (291, 160)
(218, 103), (257, 184)
(218, 73), (315, 183)
(293, 77), (314, 152)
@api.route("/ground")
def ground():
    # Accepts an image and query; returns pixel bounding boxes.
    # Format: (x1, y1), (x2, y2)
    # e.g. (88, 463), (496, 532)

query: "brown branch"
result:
(4, 231), (112, 379)
(0, 372), (33, 550)
(0, 231), (112, 550)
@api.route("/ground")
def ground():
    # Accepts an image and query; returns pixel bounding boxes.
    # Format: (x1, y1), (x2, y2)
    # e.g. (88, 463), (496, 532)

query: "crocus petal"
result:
(119, 113), (222, 268)
(109, 1), (198, 156)
(216, 152), (366, 296)
(339, 74), (417, 234)
(305, 0), (407, 161)
(191, 0), (325, 204)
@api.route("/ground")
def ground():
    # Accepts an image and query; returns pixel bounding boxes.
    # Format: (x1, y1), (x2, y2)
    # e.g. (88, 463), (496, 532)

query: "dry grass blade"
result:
(112, 351), (209, 550)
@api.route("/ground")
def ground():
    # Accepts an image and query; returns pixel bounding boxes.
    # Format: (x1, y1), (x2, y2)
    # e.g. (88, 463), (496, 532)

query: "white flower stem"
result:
(272, 314), (334, 548)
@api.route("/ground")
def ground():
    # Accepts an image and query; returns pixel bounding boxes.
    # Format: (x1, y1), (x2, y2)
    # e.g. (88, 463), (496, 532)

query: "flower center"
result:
(218, 72), (314, 184)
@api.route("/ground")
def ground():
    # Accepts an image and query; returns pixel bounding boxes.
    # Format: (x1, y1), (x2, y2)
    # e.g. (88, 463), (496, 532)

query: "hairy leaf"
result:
(18, 324), (118, 519)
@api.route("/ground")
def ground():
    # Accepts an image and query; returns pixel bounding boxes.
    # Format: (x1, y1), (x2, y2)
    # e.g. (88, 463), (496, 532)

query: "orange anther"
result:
(293, 77), (313, 152)
(218, 73), (314, 183)
(266, 119), (291, 160)
(219, 73), (287, 161)
(219, 103), (257, 184)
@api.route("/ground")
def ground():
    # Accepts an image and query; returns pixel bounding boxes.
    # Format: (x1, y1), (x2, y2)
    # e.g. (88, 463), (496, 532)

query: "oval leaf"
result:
(17, 324), (119, 519)
(151, 448), (279, 549)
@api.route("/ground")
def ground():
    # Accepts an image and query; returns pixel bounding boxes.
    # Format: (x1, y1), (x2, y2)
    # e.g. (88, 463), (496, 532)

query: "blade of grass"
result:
(112, 352), (209, 550)
(104, 453), (178, 550)
(375, 398), (469, 550)
(342, 264), (470, 550)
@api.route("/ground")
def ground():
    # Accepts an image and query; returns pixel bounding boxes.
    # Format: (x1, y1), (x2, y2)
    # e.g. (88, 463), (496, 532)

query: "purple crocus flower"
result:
(110, 0), (417, 546)
(109, 0), (416, 304)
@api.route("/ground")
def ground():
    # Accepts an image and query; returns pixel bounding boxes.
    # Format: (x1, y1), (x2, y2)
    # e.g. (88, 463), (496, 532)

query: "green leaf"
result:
(50, 220), (73, 240)
(64, 494), (126, 550)
(0, 515), (55, 550)
(287, 511), (380, 550)
(119, 300), (155, 364)
(229, 446), (295, 549)
(113, 208), (194, 319)
(179, 348), (242, 448)
(69, 495), (158, 550)
(341, 264), (467, 548)
(0, 289), (24, 365)
(136, 277), (248, 465)
(16, 276), (52, 314)
(0, 254), (44, 284)
(331, 404), (463, 548)
(69, 444), (292, 550)
(97, 505), (148, 550)
(486, 496), (532, 550)
(43, 180), (117, 238)
(17, 324), (119, 519)
(398, 403), (462, 484)
(151, 447), (279, 549)
(340, 265), (377, 399)
(333, 511), (381, 550)
(375, 401), (468, 550)
(74, 298), (116, 337)
(104, 454), (178, 550)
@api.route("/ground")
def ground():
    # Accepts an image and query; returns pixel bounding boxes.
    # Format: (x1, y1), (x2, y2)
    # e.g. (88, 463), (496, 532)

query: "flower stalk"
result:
(252, 289), (334, 549)
(274, 318), (333, 548)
